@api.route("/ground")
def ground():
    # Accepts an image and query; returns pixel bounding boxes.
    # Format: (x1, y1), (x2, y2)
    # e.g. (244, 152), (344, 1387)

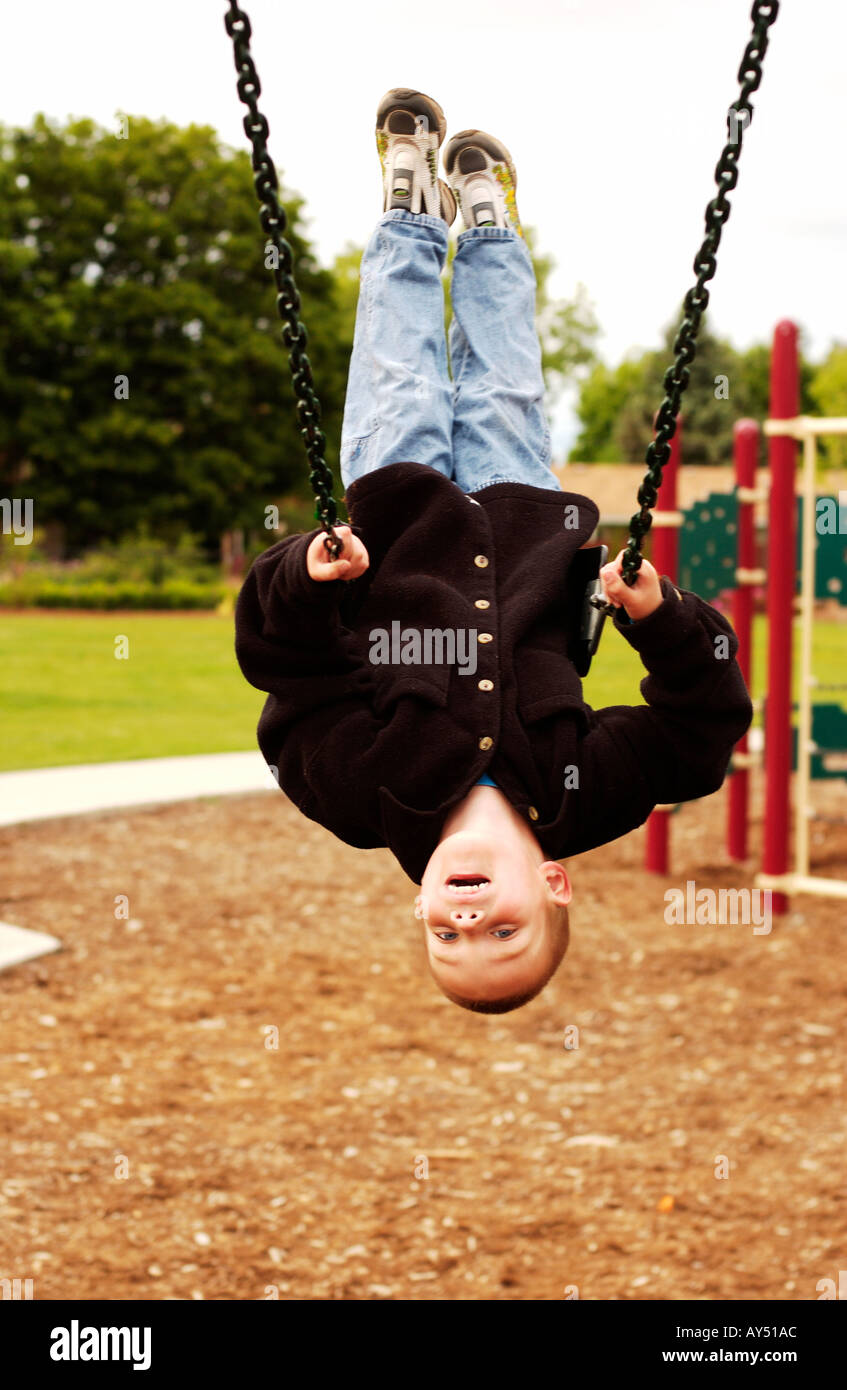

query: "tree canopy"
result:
(0, 114), (351, 554)
(568, 317), (821, 467)
(809, 343), (847, 469)
(0, 114), (601, 556)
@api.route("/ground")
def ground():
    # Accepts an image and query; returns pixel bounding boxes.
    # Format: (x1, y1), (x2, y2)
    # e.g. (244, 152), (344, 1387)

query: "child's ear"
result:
(413, 894), (425, 920)
(541, 862), (572, 905)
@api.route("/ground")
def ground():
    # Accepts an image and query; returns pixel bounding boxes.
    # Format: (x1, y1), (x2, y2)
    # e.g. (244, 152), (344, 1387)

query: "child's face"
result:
(415, 832), (571, 1005)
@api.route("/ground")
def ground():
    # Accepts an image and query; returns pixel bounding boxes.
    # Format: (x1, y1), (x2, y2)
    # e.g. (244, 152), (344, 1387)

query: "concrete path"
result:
(0, 728), (767, 831)
(0, 751), (276, 828)
(0, 921), (62, 971)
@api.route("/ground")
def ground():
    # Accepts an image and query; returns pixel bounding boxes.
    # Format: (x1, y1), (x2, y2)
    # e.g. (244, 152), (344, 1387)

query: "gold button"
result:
(479, 736), (494, 751)
(528, 806), (539, 821)
(478, 679), (493, 691)
(478, 632), (493, 644)
(474, 599), (490, 609)
(474, 555), (489, 568)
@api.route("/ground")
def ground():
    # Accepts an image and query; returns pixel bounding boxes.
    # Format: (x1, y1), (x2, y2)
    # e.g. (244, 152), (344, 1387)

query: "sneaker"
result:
(376, 88), (456, 225)
(443, 130), (523, 237)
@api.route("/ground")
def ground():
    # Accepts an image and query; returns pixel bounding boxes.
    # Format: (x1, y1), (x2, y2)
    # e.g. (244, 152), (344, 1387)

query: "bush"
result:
(0, 528), (226, 609)
(69, 530), (216, 584)
(0, 576), (223, 609)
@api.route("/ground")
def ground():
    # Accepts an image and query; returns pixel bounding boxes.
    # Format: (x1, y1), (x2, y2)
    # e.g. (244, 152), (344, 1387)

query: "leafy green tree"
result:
(810, 343), (847, 469)
(0, 114), (351, 556)
(569, 357), (651, 463)
(613, 323), (761, 467)
(569, 317), (815, 466)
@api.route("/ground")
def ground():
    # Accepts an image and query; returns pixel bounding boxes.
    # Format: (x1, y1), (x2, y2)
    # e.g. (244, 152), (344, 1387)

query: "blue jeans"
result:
(340, 209), (561, 493)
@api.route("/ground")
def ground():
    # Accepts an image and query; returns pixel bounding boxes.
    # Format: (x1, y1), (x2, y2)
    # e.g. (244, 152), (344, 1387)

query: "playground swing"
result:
(223, 0), (780, 670)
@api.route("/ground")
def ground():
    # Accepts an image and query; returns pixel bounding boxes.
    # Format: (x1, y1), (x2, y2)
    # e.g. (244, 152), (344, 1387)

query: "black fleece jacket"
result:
(234, 461), (753, 883)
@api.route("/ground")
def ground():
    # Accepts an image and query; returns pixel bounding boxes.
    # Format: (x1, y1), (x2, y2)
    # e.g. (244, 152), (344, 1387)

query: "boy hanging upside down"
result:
(235, 90), (753, 1014)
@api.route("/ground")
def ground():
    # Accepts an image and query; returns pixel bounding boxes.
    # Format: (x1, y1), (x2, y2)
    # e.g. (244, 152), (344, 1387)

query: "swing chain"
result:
(619, 0), (779, 587)
(224, 3), (341, 558)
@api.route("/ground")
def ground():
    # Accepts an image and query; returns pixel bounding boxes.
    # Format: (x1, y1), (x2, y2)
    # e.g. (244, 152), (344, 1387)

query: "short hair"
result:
(439, 900), (569, 1015)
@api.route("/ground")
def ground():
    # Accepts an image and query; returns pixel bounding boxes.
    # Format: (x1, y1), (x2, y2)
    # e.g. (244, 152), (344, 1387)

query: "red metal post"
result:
(645, 802), (672, 875)
(645, 416), (681, 875)
(763, 321), (798, 913)
(728, 419), (759, 860)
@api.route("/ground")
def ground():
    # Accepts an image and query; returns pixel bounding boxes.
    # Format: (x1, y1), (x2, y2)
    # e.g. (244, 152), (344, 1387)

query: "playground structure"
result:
(643, 320), (847, 910)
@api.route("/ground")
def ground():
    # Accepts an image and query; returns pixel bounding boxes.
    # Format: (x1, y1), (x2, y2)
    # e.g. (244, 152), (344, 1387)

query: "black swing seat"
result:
(567, 542), (609, 678)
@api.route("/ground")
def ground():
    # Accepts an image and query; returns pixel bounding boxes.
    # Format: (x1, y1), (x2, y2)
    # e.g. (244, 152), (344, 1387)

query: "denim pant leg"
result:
(449, 226), (561, 493)
(340, 210), (453, 488)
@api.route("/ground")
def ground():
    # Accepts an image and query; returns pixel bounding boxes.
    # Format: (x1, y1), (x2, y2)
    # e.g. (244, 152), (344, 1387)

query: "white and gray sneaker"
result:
(376, 88), (456, 226)
(443, 130), (523, 238)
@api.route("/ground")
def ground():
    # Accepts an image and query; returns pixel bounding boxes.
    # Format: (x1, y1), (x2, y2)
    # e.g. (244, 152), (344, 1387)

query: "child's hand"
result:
(600, 550), (664, 621)
(306, 525), (369, 583)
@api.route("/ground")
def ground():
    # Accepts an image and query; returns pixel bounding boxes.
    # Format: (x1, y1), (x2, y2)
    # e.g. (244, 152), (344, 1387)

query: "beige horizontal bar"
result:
(736, 567), (767, 585)
(765, 416), (847, 439)
(650, 511), (683, 526)
(755, 873), (847, 900)
(736, 485), (769, 503)
(730, 751), (759, 769)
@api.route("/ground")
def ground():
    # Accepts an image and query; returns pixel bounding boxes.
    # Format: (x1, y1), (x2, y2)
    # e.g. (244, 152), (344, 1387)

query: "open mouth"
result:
(445, 874), (490, 896)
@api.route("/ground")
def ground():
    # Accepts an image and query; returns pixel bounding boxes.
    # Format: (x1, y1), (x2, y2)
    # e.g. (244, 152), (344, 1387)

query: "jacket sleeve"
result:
(562, 577), (754, 854)
(234, 530), (386, 846)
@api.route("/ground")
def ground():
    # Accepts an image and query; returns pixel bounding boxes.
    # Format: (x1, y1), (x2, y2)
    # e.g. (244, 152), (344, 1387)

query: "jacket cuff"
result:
(613, 575), (698, 654)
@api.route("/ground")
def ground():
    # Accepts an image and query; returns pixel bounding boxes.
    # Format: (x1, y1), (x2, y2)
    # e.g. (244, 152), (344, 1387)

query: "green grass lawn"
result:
(0, 611), (265, 771)
(0, 609), (845, 772)
(585, 612), (847, 719)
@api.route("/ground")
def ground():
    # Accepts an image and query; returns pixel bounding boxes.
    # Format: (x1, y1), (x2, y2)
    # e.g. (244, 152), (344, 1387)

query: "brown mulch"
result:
(1, 775), (845, 1302)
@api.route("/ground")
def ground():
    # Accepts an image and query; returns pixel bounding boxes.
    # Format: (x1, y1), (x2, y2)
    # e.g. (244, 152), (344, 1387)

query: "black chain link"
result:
(224, 3), (341, 558)
(619, 0), (779, 586)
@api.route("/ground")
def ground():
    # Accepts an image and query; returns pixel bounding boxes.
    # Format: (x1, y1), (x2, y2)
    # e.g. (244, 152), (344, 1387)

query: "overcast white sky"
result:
(5, 0), (845, 453)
